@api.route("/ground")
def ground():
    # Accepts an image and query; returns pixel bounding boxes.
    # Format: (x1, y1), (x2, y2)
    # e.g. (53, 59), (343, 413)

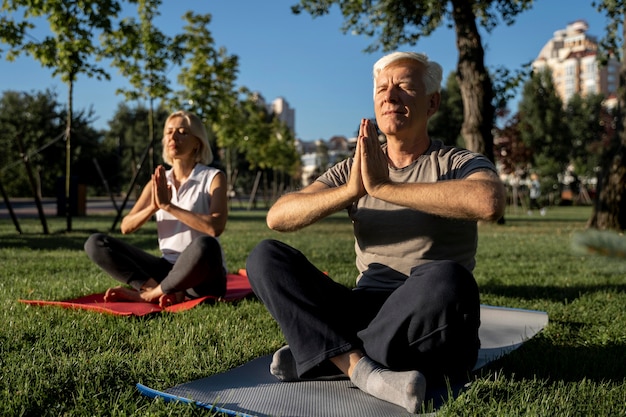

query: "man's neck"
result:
(384, 135), (431, 169)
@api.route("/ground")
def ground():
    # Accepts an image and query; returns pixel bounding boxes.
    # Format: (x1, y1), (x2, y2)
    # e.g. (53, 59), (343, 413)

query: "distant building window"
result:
(586, 82), (597, 94)
(608, 74), (616, 86)
(564, 75), (575, 100)
(585, 62), (596, 78)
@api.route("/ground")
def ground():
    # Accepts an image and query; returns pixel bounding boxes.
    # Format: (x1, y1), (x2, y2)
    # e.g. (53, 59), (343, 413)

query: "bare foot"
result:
(159, 291), (187, 308)
(104, 286), (144, 302)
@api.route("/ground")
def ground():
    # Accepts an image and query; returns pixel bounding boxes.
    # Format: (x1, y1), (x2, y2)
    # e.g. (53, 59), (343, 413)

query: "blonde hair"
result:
(372, 52), (443, 98)
(161, 110), (213, 165)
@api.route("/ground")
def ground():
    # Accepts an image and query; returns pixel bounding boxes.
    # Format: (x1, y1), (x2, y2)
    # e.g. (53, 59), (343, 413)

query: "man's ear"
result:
(427, 92), (441, 117)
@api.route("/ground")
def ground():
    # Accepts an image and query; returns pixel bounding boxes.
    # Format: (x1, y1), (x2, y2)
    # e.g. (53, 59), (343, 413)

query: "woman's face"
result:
(163, 116), (200, 162)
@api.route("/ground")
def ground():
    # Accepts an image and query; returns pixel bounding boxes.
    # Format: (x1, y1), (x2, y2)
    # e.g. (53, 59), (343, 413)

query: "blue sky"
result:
(1, 0), (614, 141)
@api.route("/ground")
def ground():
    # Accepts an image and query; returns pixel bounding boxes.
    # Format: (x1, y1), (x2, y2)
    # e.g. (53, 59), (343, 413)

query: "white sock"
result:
(350, 356), (426, 414)
(269, 345), (300, 381)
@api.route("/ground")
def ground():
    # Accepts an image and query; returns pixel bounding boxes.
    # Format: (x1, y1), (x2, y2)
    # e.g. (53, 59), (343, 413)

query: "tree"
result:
(100, 102), (169, 196)
(212, 88), (250, 193)
(518, 67), (570, 195)
(235, 92), (300, 205)
(171, 11), (241, 183)
(102, 0), (184, 230)
(292, 0), (534, 162)
(102, 0), (182, 173)
(1, 0), (122, 231)
(0, 90), (65, 197)
(428, 72), (464, 147)
(588, 0), (626, 230)
(493, 113), (533, 176)
(0, 89), (103, 197)
(564, 93), (612, 182)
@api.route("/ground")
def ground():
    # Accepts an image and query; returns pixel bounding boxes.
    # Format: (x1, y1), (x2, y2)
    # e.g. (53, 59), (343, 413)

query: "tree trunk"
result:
(450, 0), (495, 162)
(65, 79), (73, 232)
(148, 96), (155, 173)
(587, 11), (626, 231)
(588, 146), (626, 230)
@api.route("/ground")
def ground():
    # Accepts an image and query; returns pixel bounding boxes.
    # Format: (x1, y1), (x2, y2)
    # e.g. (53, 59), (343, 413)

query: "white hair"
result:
(372, 52), (443, 98)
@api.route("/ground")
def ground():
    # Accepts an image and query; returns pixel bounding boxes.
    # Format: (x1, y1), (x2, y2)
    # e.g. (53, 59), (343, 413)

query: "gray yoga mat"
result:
(137, 305), (548, 417)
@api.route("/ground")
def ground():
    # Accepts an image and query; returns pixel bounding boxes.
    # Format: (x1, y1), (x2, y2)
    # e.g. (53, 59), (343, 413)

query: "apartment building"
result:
(269, 96), (295, 135)
(532, 19), (619, 106)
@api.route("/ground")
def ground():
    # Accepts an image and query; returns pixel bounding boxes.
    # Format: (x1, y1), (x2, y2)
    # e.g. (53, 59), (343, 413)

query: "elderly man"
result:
(246, 51), (505, 413)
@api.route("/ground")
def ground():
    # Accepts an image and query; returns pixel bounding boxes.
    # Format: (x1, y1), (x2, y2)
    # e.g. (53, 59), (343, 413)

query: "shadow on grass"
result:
(501, 216), (589, 225)
(479, 337), (626, 383)
(0, 229), (158, 251)
(480, 282), (626, 303)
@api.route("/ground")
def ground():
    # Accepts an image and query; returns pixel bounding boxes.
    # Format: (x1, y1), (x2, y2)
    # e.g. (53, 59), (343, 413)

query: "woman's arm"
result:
(156, 171), (229, 237)
(120, 180), (158, 234)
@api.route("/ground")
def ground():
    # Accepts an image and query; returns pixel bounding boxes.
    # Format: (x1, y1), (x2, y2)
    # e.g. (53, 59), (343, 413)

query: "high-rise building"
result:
(532, 20), (619, 106)
(270, 97), (295, 135)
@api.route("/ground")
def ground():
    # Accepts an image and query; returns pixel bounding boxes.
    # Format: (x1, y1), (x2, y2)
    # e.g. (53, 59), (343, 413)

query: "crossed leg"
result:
(104, 278), (187, 307)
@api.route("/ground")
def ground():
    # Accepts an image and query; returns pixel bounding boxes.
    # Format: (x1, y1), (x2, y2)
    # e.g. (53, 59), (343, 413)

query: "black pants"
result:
(246, 239), (480, 383)
(84, 233), (226, 298)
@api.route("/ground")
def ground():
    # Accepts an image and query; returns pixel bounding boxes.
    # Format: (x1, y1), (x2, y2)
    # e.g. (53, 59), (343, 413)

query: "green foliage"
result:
(491, 63), (533, 116)
(1, 0), (124, 230)
(100, 103), (169, 196)
(502, 66), (619, 209)
(292, 0), (534, 160)
(0, 207), (625, 415)
(100, 0), (185, 177)
(171, 11), (241, 175)
(493, 113), (533, 175)
(0, 89), (104, 197)
(564, 93), (611, 179)
(0, 90), (64, 196)
(172, 12), (239, 129)
(292, 0), (534, 54)
(102, 0), (179, 102)
(237, 92), (300, 176)
(0, 0), (121, 83)
(518, 68), (569, 175)
(429, 72), (464, 147)
(593, 0), (624, 64)
(587, 1), (626, 231)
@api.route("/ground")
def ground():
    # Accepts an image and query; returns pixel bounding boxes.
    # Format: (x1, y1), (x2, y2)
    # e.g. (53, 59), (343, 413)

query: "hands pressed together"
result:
(348, 118), (390, 201)
(151, 165), (172, 211)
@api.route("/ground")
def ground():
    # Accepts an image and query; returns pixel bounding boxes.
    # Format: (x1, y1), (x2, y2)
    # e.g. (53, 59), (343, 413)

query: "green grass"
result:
(1, 206), (625, 416)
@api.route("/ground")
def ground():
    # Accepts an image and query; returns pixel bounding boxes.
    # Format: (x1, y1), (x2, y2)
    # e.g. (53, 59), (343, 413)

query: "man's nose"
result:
(380, 87), (398, 103)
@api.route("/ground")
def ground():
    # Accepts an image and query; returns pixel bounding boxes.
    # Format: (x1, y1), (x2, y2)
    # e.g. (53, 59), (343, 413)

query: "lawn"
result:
(1, 205), (625, 416)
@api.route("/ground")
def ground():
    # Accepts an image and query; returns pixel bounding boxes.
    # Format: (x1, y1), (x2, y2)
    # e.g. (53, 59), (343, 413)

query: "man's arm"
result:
(358, 124), (505, 222)
(266, 181), (354, 232)
(267, 139), (367, 232)
(366, 169), (506, 222)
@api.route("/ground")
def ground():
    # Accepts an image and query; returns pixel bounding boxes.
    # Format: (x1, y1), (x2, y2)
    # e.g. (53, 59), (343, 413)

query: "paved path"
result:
(0, 197), (134, 219)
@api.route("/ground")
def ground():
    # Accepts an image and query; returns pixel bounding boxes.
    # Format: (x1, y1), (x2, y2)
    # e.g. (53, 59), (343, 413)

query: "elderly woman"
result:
(85, 110), (228, 307)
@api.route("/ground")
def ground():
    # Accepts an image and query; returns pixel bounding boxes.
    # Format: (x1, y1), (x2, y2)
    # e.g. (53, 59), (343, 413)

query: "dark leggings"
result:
(84, 233), (226, 298)
(246, 239), (480, 382)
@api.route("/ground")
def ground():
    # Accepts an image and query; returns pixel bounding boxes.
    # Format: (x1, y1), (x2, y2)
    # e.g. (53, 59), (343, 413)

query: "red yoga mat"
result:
(19, 270), (253, 317)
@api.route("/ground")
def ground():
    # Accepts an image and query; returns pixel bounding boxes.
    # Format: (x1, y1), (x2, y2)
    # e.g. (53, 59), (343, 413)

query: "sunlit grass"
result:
(0, 206), (624, 416)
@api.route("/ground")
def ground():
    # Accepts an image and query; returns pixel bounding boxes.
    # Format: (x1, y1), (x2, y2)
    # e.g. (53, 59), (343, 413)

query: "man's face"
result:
(374, 59), (435, 138)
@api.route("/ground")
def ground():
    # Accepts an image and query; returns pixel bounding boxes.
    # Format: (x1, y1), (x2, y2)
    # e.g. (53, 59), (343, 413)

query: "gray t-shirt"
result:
(317, 140), (497, 290)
